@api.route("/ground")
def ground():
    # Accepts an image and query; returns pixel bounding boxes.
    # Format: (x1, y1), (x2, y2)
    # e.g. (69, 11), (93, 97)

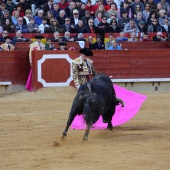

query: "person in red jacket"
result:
(86, 0), (96, 17)
(58, 0), (69, 10)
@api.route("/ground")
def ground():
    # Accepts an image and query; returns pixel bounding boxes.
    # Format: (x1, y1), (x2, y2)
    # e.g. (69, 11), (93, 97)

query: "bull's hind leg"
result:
(61, 111), (77, 141)
(83, 124), (92, 142)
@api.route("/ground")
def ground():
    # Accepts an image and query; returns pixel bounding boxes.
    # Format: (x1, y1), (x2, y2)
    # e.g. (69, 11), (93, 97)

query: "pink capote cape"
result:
(25, 68), (32, 92)
(71, 84), (147, 130)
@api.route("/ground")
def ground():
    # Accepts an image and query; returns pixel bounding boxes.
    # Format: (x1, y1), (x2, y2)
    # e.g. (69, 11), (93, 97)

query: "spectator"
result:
(94, 11), (102, 26)
(133, 4), (142, 18)
(95, 4), (108, 18)
(106, 40), (122, 50)
(12, 10), (20, 26)
(0, 3), (6, 19)
(120, 1), (130, 17)
(52, 3), (61, 18)
(148, 0), (157, 11)
(158, 9), (167, 26)
(148, 19), (162, 33)
(161, 0), (170, 13)
(74, 33), (87, 42)
(0, 36), (15, 51)
(118, 10), (130, 32)
(15, 4), (24, 17)
(107, 11), (118, 25)
(131, 0), (144, 18)
(146, 11), (158, 27)
(71, 9), (80, 25)
(18, 0), (29, 14)
(45, 38), (55, 50)
(75, 0), (82, 11)
(6, 0), (16, 16)
(51, 31), (62, 42)
(27, 16), (39, 33)
(105, 0), (112, 12)
(0, 30), (9, 42)
(58, 0), (69, 10)
(85, 0), (96, 17)
(110, 19), (121, 33)
(1, 10), (12, 26)
(140, 32), (152, 41)
(142, 3), (150, 22)
(107, 3), (118, 19)
(57, 41), (68, 50)
(87, 18), (98, 33)
(152, 31), (167, 41)
(3, 18), (15, 33)
(116, 32), (128, 42)
(114, 0), (124, 10)
(12, 30), (30, 42)
(124, 19), (140, 33)
(82, 10), (94, 27)
(98, 16), (111, 33)
(15, 17), (28, 33)
(38, 17), (49, 33)
(61, 31), (74, 42)
(155, 2), (163, 18)
(88, 35), (95, 49)
(61, 17), (75, 33)
(105, 33), (114, 49)
(128, 32), (138, 42)
(65, 1), (76, 18)
(23, 9), (32, 25)
(46, 10), (54, 25)
(56, 10), (66, 25)
(43, 0), (54, 14)
(74, 19), (88, 33)
(34, 9), (44, 25)
(93, 35), (105, 49)
(79, 3), (86, 18)
(138, 20), (148, 33)
(161, 17), (170, 33)
(46, 18), (63, 33)
(134, 11), (146, 28)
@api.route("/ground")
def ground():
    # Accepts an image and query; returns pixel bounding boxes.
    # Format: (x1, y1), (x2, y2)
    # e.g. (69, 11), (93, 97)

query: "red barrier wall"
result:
(31, 49), (170, 91)
(0, 51), (30, 84)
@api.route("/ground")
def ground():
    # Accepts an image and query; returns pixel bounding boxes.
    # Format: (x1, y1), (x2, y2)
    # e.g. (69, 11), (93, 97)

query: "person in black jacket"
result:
(93, 35), (105, 50)
(110, 19), (121, 33)
(74, 19), (88, 33)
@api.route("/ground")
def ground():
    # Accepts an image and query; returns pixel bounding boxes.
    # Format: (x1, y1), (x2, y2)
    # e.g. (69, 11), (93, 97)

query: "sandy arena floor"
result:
(0, 87), (170, 170)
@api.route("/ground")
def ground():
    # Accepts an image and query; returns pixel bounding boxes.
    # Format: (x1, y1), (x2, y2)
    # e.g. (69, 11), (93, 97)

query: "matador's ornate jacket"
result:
(72, 56), (98, 89)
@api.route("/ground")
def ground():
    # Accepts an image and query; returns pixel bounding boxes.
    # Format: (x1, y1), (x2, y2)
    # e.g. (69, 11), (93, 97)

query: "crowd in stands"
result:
(0, 0), (170, 50)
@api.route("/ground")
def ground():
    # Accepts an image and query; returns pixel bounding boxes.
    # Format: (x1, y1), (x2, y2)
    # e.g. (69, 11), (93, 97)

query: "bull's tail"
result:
(83, 98), (93, 125)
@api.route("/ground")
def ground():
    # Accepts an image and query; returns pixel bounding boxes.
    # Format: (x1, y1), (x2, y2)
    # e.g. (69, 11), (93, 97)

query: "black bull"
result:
(61, 74), (124, 141)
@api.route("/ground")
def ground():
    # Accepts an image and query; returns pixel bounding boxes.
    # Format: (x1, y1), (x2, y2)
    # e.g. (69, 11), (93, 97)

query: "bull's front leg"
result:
(83, 124), (92, 142)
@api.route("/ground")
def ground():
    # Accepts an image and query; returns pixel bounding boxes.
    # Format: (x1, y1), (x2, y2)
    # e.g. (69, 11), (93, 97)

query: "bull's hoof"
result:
(60, 132), (67, 142)
(83, 136), (88, 142)
(107, 126), (113, 131)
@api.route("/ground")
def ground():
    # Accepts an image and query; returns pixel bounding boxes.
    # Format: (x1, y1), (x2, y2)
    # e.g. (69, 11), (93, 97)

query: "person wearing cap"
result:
(72, 47), (98, 89)
(138, 20), (147, 33)
(29, 35), (45, 65)
(71, 9), (80, 25)
(57, 42), (68, 50)
(0, 36), (15, 51)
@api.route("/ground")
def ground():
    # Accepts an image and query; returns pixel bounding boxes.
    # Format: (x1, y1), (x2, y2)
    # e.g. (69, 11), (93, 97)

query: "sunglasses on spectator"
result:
(3, 32), (8, 34)
(146, 6), (150, 7)
(157, 35), (162, 37)
(152, 21), (157, 22)
(65, 20), (70, 22)
(26, 12), (31, 14)
(103, 18), (107, 20)
(89, 22), (94, 23)
(74, 13), (79, 15)
(18, 20), (23, 21)
(112, 15), (116, 16)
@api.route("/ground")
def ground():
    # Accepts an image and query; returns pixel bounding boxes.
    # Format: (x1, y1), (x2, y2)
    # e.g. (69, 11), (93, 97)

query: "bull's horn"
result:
(116, 98), (125, 107)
